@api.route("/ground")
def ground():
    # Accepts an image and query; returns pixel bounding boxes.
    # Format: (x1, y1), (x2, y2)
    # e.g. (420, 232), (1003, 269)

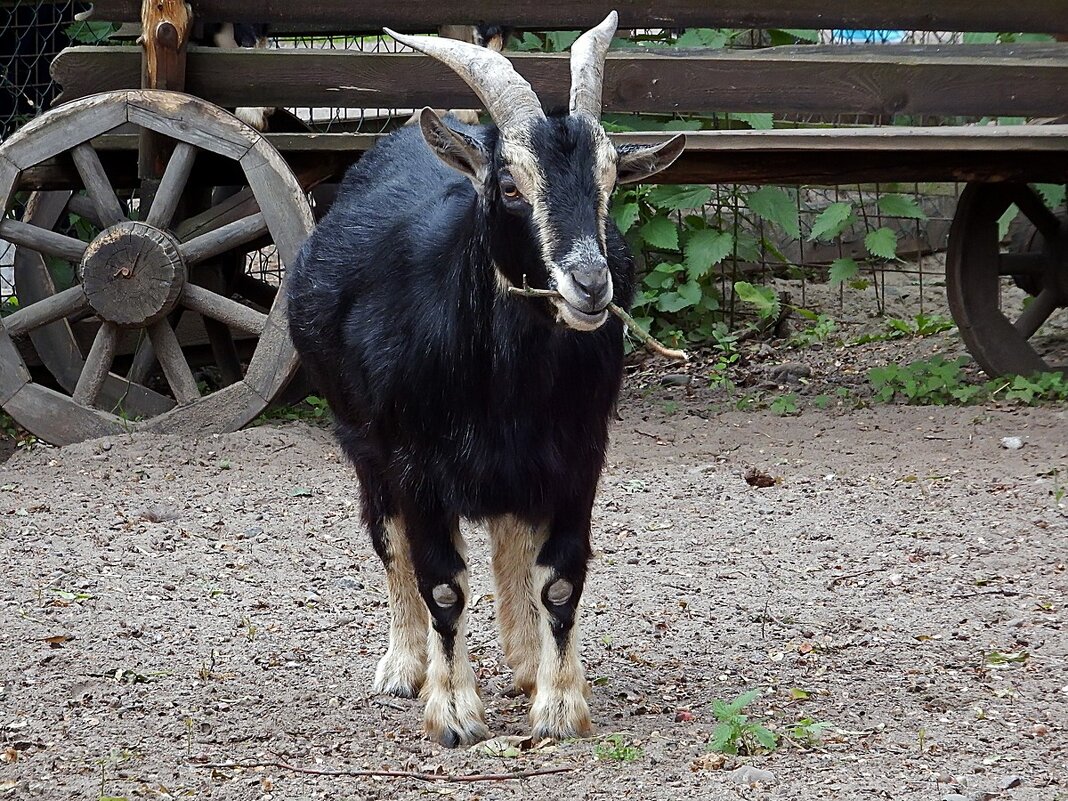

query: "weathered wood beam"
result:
(181, 283), (268, 335)
(80, 0), (1068, 34)
(70, 143), (127, 227)
(145, 141), (199, 228)
(147, 319), (200, 404)
(178, 211), (268, 264)
(72, 322), (119, 406)
(53, 45), (1068, 118)
(3, 286), (88, 338)
(0, 219), (89, 263)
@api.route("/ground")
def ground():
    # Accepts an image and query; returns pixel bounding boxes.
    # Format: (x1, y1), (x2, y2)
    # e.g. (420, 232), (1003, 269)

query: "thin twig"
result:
(507, 284), (689, 362)
(189, 759), (572, 783)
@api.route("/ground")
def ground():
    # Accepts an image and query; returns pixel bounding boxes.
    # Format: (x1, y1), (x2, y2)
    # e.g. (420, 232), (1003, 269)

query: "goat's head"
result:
(387, 12), (685, 331)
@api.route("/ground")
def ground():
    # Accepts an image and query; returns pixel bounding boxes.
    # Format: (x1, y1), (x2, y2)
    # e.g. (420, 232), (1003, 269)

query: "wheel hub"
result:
(79, 221), (186, 327)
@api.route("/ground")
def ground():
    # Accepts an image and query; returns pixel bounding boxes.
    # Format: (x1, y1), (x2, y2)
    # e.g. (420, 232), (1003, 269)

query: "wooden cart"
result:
(2, 1), (1067, 444)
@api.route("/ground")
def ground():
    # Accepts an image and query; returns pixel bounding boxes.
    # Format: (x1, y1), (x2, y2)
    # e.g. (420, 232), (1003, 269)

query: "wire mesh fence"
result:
(0, 16), (1046, 326)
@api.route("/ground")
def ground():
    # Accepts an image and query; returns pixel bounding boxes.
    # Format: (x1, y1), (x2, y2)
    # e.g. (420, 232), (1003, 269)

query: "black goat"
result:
(287, 11), (684, 746)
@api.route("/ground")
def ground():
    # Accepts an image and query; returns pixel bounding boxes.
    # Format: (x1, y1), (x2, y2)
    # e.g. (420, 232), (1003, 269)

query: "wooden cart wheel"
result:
(0, 90), (314, 445)
(946, 182), (1068, 377)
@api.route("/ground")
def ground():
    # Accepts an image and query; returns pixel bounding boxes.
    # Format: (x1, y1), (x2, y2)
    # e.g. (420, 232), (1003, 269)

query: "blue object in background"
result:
(836, 30), (907, 44)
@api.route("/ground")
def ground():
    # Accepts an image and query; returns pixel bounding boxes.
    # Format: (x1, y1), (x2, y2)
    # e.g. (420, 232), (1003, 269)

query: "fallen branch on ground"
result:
(507, 283), (689, 362)
(189, 759), (572, 783)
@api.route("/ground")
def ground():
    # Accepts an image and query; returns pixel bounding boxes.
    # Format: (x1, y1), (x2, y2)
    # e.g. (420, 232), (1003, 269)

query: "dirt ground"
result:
(3, 260), (1067, 800)
(2, 382), (1066, 800)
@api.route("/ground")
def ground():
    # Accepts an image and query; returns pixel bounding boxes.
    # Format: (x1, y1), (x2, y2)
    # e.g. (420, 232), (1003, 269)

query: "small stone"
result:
(769, 362), (812, 384)
(660, 373), (691, 387)
(998, 776), (1023, 790)
(729, 765), (777, 786)
(999, 436), (1024, 450)
(336, 576), (363, 591)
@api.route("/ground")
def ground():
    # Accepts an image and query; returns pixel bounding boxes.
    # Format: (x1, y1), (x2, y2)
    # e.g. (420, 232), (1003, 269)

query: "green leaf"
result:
(733, 282), (780, 321)
(675, 28), (729, 48)
(711, 699), (731, 720)
(662, 119), (705, 132)
(1034, 183), (1067, 210)
(677, 279), (702, 306)
(727, 688), (761, 714)
(656, 292), (691, 313)
(877, 194), (928, 220)
(610, 200), (640, 233)
(708, 723), (737, 754)
(750, 725), (779, 751)
(639, 215), (679, 250)
(998, 204), (1020, 240)
(732, 112), (774, 130)
(778, 28), (820, 42)
(684, 229), (734, 279)
(547, 31), (581, 52)
(647, 185), (714, 210)
(288, 487), (313, 497)
(746, 187), (800, 239)
(864, 227), (898, 260)
(808, 202), (854, 241)
(828, 257), (860, 285)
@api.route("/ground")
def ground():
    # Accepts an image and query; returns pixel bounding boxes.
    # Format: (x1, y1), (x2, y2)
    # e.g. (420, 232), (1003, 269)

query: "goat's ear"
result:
(418, 107), (490, 183)
(616, 133), (686, 184)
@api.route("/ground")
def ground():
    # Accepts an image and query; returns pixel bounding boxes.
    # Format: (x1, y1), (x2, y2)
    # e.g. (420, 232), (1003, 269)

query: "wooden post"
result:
(138, 0), (193, 196)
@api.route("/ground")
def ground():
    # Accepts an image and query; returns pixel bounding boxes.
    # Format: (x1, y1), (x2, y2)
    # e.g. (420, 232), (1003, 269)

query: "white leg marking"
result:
(421, 531), (489, 746)
(488, 516), (544, 694)
(529, 564), (592, 740)
(373, 517), (428, 698)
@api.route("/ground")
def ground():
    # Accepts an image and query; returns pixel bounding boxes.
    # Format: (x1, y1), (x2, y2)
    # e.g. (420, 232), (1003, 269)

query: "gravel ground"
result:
(2, 386), (1066, 800)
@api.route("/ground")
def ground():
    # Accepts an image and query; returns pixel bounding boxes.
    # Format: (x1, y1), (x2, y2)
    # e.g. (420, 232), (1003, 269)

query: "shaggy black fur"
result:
(287, 113), (633, 653)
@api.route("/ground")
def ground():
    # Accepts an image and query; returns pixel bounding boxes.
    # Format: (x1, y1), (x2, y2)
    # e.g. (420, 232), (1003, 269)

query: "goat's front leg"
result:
(371, 516), (428, 698)
(409, 510), (489, 747)
(529, 512), (593, 740)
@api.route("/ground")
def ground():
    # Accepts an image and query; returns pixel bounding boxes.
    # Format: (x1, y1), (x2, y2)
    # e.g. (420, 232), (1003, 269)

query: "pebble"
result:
(729, 765), (777, 786)
(660, 373), (691, 387)
(769, 362), (812, 383)
(336, 576), (363, 591)
(999, 436), (1024, 450)
(998, 776), (1023, 790)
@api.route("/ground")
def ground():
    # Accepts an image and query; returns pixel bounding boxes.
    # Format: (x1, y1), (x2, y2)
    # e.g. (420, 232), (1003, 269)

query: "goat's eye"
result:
(499, 172), (523, 201)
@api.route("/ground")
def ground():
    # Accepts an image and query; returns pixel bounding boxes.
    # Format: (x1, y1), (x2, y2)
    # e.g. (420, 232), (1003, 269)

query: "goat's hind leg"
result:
(371, 515), (428, 698)
(409, 512), (489, 746)
(488, 515), (544, 696)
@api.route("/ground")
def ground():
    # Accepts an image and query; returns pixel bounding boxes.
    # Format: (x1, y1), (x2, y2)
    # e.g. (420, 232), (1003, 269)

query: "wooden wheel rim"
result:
(946, 182), (1067, 377)
(0, 90), (314, 444)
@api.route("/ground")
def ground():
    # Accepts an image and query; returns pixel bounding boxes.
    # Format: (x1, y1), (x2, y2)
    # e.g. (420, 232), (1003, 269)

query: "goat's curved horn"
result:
(568, 10), (618, 118)
(385, 28), (545, 130)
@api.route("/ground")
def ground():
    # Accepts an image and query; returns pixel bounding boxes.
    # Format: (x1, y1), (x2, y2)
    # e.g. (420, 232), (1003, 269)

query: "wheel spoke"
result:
(1008, 185), (1061, 241)
(72, 322), (118, 406)
(147, 319), (200, 405)
(145, 142), (198, 229)
(3, 285), (87, 337)
(998, 253), (1047, 276)
(1014, 287), (1062, 340)
(71, 143), (126, 227)
(181, 283), (268, 335)
(178, 212), (267, 265)
(173, 187), (259, 243)
(0, 218), (88, 263)
(66, 194), (104, 229)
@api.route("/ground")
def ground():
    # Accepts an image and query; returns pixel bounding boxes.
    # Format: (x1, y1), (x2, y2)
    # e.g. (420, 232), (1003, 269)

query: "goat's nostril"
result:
(571, 266), (609, 302)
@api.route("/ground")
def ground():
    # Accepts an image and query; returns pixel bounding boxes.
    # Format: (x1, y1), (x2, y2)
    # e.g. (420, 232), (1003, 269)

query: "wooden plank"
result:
(53, 45), (1068, 118)
(0, 154), (18, 213)
(0, 325), (32, 405)
(80, 0), (1068, 34)
(238, 139), (315, 268)
(1, 92), (129, 171)
(2, 383), (129, 446)
(137, 379), (266, 435)
(127, 90), (257, 161)
(242, 316), (300, 403)
(181, 283), (268, 334)
(139, 0), (192, 190)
